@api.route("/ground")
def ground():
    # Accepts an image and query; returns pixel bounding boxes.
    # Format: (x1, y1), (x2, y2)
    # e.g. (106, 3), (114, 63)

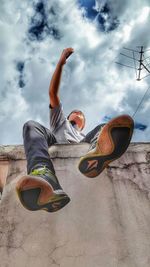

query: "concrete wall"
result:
(0, 143), (150, 267)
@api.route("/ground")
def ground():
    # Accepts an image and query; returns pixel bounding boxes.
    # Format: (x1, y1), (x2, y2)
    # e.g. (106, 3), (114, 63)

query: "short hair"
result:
(67, 109), (86, 130)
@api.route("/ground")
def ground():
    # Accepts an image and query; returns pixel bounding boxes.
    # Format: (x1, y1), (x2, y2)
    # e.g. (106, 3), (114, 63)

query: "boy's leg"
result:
(79, 115), (134, 178)
(81, 123), (106, 145)
(23, 120), (56, 174)
(16, 120), (70, 212)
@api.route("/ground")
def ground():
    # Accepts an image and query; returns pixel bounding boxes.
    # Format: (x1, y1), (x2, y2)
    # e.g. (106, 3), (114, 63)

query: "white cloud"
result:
(0, 0), (150, 145)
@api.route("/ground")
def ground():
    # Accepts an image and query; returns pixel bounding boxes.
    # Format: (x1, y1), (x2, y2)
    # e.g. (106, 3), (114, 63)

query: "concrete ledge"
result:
(0, 142), (150, 160)
(0, 143), (150, 267)
(0, 143), (150, 195)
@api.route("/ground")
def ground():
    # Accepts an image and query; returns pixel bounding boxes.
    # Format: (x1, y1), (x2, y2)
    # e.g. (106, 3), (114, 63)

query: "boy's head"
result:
(67, 110), (85, 131)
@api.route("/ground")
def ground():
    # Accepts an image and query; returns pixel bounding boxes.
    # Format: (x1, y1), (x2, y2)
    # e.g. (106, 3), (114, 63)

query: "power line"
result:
(132, 84), (150, 118)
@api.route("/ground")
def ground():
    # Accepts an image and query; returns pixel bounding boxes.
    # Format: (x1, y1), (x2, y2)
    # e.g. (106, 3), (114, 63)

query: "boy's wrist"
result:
(58, 60), (65, 67)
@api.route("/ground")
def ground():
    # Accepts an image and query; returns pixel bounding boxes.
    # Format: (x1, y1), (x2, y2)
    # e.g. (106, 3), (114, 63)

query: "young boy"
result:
(16, 48), (134, 213)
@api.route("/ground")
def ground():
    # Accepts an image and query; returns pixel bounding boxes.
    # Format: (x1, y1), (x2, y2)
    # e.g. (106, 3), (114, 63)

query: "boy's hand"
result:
(59, 47), (74, 65)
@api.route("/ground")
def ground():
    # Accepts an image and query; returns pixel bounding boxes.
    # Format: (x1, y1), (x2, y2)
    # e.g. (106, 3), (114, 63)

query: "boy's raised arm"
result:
(49, 47), (74, 108)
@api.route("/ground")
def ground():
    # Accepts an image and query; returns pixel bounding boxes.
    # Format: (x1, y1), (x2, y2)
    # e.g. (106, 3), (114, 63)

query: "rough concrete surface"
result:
(0, 143), (150, 267)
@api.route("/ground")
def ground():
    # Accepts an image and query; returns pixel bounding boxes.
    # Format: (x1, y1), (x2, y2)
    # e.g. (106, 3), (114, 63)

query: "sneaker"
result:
(16, 165), (70, 212)
(78, 115), (134, 178)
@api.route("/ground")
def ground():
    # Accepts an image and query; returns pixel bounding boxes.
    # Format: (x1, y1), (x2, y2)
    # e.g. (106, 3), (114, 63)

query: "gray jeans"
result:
(23, 120), (105, 174)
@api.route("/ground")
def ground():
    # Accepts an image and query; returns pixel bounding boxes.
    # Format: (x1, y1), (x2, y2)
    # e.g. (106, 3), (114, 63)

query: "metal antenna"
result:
(115, 45), (150, 81)
(115, 46), (150, 118)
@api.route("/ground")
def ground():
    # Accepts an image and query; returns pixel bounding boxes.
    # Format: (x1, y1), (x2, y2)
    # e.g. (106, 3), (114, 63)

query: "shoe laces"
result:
(30, 165), (54, 177)
(30, 165), (61, 190)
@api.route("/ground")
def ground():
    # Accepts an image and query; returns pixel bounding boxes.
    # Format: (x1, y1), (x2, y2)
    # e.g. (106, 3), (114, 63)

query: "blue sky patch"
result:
(28, 1), (61, 41)
(16, 61), (25, 88)
(78, 0), (119, 32)
(78, 0), (98, 20)
(102, 116), (147, 131)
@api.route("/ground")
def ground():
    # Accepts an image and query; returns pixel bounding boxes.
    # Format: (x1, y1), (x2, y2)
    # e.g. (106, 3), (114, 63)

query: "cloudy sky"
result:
(0, 0), (150, 145)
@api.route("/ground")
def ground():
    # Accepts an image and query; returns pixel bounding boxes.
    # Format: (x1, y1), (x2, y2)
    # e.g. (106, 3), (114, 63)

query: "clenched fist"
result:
(59, 47), (74, 65)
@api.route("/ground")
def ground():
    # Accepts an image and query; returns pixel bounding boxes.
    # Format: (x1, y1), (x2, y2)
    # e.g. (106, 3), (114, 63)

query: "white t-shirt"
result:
(49, 102), (85, 144)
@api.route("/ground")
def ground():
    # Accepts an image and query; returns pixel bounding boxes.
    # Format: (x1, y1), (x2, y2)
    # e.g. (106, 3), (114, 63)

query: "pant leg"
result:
(81, 123), (106, 147)
(23, 120), (57, 174)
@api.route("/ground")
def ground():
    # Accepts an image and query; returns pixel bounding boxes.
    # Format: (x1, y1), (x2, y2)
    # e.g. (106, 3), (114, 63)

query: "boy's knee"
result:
(23, 120), (37, 132)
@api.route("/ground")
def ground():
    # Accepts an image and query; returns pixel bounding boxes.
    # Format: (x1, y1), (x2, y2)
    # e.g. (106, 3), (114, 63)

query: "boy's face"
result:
(68, 111), (85, 131)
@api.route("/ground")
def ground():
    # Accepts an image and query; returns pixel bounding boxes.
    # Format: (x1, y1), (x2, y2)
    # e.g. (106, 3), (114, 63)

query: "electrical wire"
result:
(132, 84), (150, 118)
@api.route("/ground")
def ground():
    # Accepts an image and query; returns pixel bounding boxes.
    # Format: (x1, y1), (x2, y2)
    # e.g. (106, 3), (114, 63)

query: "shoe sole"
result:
(78, 115), (134, 178)
(0, 187), (2, 199)
(16, 175), (70, 212)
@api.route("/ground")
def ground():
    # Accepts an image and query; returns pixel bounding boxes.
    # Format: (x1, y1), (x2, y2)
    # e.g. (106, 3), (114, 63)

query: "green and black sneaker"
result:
(16, 165), (70, 212)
